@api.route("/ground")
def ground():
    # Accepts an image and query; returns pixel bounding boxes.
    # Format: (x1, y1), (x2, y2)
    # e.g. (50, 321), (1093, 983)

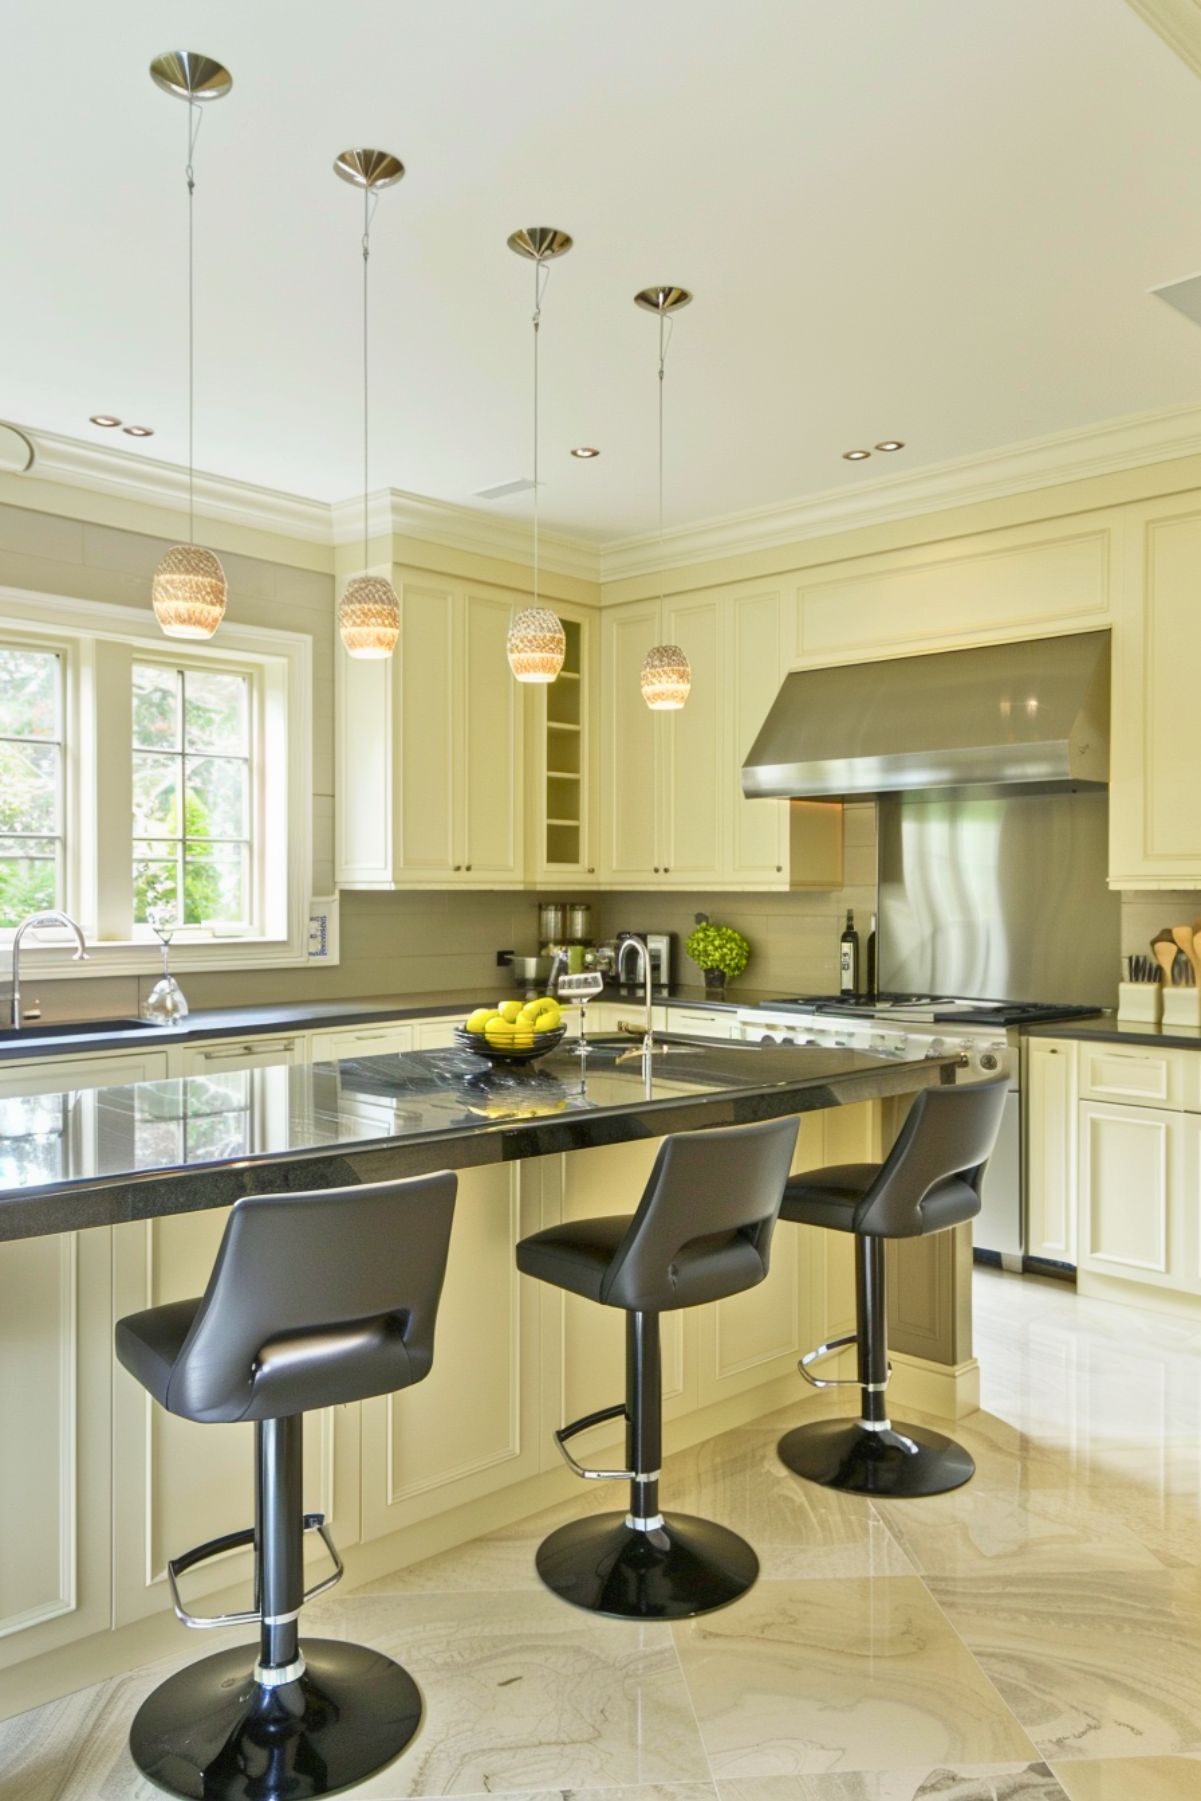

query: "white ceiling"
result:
(5, 0), (1201, 542)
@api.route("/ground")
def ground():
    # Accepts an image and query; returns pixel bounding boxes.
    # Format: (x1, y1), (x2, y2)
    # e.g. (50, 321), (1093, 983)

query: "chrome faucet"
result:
(616, 934), (655, 1061)
(10, 911), (89, 1028)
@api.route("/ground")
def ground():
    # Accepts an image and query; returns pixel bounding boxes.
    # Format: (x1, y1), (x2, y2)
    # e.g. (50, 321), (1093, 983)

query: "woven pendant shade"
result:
(151, 544), (228, 640)
(640, 643), (691, 710)
(506, 606), (566, 683)
(339, 574), (401, 659)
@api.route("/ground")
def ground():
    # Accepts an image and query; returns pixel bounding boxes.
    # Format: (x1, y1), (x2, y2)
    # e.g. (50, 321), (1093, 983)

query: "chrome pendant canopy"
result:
(507, 227), (574, 262)
(333, 148), (406, 191)
(634, 285), (693, 315)
(149, 52), (232, 101)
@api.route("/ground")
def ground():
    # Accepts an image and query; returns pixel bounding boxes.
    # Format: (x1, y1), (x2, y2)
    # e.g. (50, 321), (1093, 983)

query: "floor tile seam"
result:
(664, 1614), (725, 1792)
(906, 1562), (1044, 1762)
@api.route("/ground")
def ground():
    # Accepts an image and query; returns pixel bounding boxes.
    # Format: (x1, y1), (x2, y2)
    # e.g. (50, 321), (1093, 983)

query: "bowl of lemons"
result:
(455, 995), (566, 1064)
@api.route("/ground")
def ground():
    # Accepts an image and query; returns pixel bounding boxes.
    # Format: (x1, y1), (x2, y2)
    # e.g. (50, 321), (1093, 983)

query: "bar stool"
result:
(114, 1172), (457, 1801)
(777, 1074), (1007, 1498)
(516, 1116), (798, 1620)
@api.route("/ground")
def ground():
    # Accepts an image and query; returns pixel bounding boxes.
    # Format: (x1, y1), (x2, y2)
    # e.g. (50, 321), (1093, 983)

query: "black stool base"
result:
(129, 1637), (422, 1801)
(535, 1510), (758, 1619)
(777, 1417), (975, 1497)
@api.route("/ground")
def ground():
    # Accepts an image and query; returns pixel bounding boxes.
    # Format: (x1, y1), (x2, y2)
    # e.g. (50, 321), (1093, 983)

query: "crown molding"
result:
(17, 403), (1201, 596)
(24, 427), (333, 544)
(1124, 0), (1201, 79)
(330, 487), (601, 583)
(598, 400), (1201, 582)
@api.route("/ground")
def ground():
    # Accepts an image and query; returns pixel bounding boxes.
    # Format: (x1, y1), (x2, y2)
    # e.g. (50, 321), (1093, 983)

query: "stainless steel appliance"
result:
(566, 901), (593, 943)
(615, 930), (672, 991)
(538, 902), (567, 947)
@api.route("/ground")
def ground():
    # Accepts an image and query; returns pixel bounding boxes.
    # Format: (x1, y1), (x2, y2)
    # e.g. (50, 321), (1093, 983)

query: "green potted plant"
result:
(684, 916), (750, 998)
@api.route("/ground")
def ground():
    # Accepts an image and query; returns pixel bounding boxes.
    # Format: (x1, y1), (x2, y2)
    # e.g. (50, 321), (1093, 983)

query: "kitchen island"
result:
(1, 1034), (964, 1717)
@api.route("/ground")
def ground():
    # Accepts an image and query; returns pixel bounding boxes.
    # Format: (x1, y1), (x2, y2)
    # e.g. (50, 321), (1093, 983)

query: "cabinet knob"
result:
(664, 866), (671, 873)
(587, 866), (595, 874)
(453, 864), (462, 872)
(465, 864), (472, 871)
(653, 866), (660, 873)
(776, 864), (783, 873)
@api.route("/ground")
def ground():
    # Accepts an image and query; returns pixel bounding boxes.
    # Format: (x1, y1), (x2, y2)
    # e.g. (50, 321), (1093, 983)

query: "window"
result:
(0, 645), (63, 926)
(0, 588), (312, 974)
(132, 662), (252, 931)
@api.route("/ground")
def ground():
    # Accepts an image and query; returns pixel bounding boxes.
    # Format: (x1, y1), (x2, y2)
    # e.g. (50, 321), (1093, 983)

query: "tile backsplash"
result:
(1120, 890), (1201, 962)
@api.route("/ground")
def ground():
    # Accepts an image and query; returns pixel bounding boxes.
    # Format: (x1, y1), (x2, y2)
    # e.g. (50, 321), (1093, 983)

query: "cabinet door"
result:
(309, 1023), (415, 1062)
(664, 1007), (735, 1039)
(360, 1163), (540, 1538)
(727, 589), (788, 885)
(1111, 501), (1201, 886)
(0, 1226), (112, 1670)
(1078, 1100), (1180, 1288)
(1025, 1039), (1078, 1264)
(111, 1212), (343, 1627)
(398, 582), (459, 879)
(601, 600), (662, 881)
(461, 590), (524, 883)
(660, 594), (724, 885)
(0, 1047), (169, 1099)
(412, 1016), (459, 1050)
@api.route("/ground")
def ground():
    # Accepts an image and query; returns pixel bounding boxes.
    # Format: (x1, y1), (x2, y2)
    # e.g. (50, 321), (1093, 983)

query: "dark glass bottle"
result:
(839, 908), (860, 996)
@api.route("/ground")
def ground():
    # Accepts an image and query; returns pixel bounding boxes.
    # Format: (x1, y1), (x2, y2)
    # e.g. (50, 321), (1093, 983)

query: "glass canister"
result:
(538, 901), (566, 945)
(566, 901), (592, 943)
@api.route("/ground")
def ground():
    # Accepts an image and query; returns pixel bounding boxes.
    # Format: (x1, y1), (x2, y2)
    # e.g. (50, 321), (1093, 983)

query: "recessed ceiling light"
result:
(842, 448), (871, 461)
(90, 414), (121, 427)
(570, 446), (600, 459)
(875, 439), (905, 452)
(123, 425), (154, 437)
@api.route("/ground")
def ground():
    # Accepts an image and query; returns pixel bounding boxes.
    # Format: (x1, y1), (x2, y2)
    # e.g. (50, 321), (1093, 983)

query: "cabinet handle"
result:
(776, 864), (783, 873)
(453, 865), (462, 872)
(587, 866), (595, 874)
(200, 1040), (294, 1060)
(465, 864), (472, 871)
(653, 866), (660, 873)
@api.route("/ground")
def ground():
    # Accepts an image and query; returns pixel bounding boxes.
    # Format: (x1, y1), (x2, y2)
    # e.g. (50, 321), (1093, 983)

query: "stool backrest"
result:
(855, 1076), (1007, 1237)
(601, 1115), (799, 1312)
(164, 1173), (457, 1423)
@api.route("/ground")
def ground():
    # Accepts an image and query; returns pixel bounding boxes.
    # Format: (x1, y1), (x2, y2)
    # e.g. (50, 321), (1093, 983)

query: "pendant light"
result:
(505, 228), (571, 683)
(635, 285), (693, 709)
(334, 148), (405, 658)
(149, 52), (232, 640)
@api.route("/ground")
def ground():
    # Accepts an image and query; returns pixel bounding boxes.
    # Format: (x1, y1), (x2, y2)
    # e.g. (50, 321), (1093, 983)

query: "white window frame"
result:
(0, 586), (312, 979)
(0, 630), (72, 923)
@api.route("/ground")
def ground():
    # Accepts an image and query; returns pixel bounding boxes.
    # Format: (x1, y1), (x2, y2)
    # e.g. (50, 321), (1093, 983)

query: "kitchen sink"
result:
(0, 1017), (149, 1045)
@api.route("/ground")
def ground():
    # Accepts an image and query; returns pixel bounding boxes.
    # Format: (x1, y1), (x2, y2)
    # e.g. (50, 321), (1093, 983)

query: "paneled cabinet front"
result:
(336, 578), (524, 889)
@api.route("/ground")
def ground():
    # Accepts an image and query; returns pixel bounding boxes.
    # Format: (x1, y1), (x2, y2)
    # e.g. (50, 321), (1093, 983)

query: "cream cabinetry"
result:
(528, 605), (599, 886)
(600, 590), (842, 891)
(336, 578), (524, 890)
(166, 1035), (303, 1077)
(1111, 497), (1201, 888)
(0, 1046), (169, 1098)
(1077, 1101), (1183, 1291)
(664, 1005), (737, 1039)
(1024, 1038), (1078, 1265)
(310, 1022), (415, 1062)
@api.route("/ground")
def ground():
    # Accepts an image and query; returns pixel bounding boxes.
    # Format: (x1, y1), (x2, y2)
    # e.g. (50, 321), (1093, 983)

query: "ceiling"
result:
(5, 0), (1201, 543)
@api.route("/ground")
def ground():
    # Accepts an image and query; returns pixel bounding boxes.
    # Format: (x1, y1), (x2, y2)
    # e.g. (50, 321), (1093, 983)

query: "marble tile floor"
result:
(4, 1268), (1201, 1801)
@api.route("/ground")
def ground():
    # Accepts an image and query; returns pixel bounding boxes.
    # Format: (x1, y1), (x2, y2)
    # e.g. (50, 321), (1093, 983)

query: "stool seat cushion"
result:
(781, 1161), (982, 1238)
(516, 1214), (632, 1304)
(116, 1297), (202, 1411)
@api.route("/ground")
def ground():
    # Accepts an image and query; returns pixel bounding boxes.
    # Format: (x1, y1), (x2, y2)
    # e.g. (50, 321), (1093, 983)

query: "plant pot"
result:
(703, 970), (727, 998)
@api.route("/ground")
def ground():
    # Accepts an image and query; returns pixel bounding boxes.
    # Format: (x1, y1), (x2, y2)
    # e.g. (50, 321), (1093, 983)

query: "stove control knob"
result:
(979, 1051), (1000, 1072)
(925, 1037), (946, 1058)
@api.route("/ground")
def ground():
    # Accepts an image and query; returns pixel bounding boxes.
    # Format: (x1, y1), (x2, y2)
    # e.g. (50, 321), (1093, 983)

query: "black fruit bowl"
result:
(454, 1024), (567, 1065)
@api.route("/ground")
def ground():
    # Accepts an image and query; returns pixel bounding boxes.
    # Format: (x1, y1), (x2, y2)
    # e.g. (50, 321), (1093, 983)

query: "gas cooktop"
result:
(764, 994), (1104, 1028)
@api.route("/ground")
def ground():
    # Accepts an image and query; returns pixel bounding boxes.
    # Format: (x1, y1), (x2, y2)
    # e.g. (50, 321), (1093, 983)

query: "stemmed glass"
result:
(141, 901), (189, 1026)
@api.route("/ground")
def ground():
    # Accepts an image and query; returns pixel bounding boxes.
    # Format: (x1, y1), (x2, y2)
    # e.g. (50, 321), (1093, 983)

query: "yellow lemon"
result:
(517, 1003), (542, 1026)
(499, 999), (524, 1024)
(535, 1003), (561, 1033)
(511, 1031), (535, 1049)
(485, 1017), (514, 1041)
(465, 1008), (493, 1034)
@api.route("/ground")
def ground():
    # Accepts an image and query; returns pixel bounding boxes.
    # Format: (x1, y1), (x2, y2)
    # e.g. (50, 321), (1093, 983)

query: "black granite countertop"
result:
(0, 1034), (956, 1241)
(1024, 1013), (1201, 1050)
(0, 983), (794, 1063)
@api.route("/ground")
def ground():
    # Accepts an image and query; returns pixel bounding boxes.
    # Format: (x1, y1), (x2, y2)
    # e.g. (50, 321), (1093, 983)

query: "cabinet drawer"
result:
(1078, 1045), (1184, 1110)
(665, 1008), (734, 1039)
(310, 1024), (415, 1062)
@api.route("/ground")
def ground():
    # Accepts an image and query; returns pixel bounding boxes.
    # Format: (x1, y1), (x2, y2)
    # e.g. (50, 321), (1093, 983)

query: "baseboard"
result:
(1077, 1269), (1201, 1323)
(889, 1351), (980, 1421)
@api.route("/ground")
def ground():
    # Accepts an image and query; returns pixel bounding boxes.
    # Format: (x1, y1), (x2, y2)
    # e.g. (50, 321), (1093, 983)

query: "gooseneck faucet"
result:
(10, 911), (89, 1028)
(616, 934), (655, 1061)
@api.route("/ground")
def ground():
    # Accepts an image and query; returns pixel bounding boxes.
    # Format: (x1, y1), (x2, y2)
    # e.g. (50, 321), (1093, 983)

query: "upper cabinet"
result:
(336, 577), (524, 889)
(600, 587), (842, 891)
(1109, 497), (1201, 889)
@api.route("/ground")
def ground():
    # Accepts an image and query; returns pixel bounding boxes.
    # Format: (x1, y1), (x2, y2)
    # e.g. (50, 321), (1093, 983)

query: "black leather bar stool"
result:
(516, 1116), (798, 1620)
(777, 1074), (1007, 1498)
(115, 1173), (457, 1801)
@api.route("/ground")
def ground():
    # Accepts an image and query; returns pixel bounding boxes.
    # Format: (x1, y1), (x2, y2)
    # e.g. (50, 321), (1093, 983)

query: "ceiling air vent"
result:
(1151, 273), (1201, 328)
(475, 477), (535, 500)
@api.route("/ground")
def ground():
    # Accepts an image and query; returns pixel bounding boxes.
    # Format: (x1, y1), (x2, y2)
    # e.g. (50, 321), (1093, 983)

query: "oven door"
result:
(974, 1084), (1021, 1264)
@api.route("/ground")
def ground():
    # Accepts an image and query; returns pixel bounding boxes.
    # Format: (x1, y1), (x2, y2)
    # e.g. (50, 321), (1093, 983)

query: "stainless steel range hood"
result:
(741, 630), (1110, 800)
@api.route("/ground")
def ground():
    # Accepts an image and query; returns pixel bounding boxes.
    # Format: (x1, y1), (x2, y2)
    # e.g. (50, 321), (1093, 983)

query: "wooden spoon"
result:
(1173, 924), (1201, 987)
(1152, 929), (1177, 984)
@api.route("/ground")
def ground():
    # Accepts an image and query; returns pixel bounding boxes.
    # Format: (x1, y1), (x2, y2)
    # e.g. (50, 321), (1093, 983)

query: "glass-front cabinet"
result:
(527, 602), (598, 887)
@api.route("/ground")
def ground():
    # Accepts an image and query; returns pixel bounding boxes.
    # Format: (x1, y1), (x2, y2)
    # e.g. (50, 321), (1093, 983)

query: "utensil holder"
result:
(1161, 987), (1201, 1029)
(1117, 982), (1163, 1025)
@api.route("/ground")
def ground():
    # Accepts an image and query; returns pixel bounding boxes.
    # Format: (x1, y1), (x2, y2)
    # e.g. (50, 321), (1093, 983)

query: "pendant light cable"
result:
(361, 184), (379, 572)
(184, 100), (204, 546)
(656, 311), (675, 607)
(531, 257), (550, 609)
